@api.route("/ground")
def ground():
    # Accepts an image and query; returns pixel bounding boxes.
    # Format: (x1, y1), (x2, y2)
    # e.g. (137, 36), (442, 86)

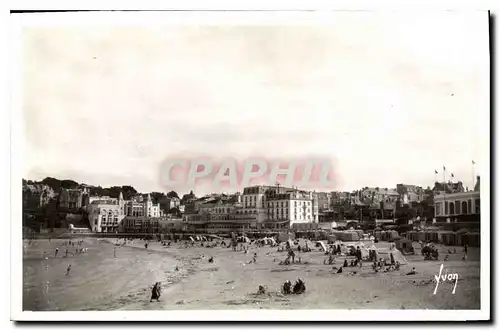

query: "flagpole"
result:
(472, 161), (475, 190)
(443, 166), (447, 220)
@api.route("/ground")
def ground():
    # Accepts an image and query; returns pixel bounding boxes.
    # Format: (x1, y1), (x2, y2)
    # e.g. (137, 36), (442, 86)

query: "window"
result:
(435, 203), (442, 216)
(475, 199), (480, 213)
(461, 201), (468, 215)
(468, 199), (472, 215)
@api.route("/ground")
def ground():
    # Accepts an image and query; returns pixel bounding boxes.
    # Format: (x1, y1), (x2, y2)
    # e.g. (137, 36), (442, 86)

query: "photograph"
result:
(10, 10), (491, 321)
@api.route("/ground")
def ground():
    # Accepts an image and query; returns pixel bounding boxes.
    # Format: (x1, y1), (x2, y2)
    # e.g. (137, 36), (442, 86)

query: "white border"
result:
(9, 9), (491, 322)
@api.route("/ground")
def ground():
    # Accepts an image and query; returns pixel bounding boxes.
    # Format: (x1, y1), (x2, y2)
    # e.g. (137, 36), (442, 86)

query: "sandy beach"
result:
(23, 238), (480, 311)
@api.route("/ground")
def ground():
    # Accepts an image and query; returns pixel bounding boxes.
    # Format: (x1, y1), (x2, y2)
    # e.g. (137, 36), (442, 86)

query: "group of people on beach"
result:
(281, 278), (306, 295)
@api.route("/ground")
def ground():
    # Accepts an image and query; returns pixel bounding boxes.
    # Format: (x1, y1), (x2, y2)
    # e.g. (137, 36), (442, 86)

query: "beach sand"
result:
(23, 238), (480, 311)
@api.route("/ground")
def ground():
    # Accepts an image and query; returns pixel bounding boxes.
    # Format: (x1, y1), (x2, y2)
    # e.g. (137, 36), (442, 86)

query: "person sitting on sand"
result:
(208, 256), (214, 263)
(343, 259), (348, 268)
(293, 278), (306, 294)
(257, 285), (266, 295)
(406, 267), (417, 275)
(150, 282), (161, 302)
(337, 266), (343, 274)
(282, 280), (292, 295)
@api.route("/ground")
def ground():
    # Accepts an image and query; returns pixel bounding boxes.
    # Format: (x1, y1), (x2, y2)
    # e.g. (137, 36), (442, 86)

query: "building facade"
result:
(396, 184), (424, 204)
(59, 187), (89, 210)
(87, 193), (125, 233)
(434, 191), (480, 223)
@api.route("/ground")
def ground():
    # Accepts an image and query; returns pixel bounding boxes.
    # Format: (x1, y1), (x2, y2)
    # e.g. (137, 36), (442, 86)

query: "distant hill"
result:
(23, 177), (140, 201)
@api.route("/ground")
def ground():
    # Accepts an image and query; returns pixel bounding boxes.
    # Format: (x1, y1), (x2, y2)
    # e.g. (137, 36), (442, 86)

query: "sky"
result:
(21, 12), (489, 196)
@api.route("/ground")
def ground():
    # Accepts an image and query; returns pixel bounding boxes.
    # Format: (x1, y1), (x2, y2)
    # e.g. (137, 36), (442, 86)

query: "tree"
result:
(121, 186), (138, 200)
(167, 191), (179, 199)
(151, 192), (166, 204)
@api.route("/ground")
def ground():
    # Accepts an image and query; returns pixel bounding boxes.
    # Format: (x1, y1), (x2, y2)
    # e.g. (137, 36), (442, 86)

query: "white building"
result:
(87, 193), (126, 233)
(265, 188), (316, 229)
(88, 192), (164, 233)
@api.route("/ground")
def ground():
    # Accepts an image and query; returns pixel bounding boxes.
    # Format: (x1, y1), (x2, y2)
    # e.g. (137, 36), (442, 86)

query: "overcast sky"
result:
(22, 12), (489, 196)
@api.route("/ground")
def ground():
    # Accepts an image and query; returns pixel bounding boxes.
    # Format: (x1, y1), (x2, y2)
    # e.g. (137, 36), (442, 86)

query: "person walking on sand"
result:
(114, 247), (117, 258)
(55, 247), (59, 258)
(65, 248), (69, 258)
(66, 264), (72, 276)
(253, 252), (257, 264)
(150, 282), (161, 302)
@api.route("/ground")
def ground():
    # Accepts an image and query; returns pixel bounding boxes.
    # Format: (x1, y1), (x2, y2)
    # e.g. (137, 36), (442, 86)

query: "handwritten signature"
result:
(433, 264), (459, 295)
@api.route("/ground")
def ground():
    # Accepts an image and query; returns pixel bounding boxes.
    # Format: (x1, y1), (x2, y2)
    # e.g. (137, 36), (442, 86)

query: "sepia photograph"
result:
(10, 10), (491, 321)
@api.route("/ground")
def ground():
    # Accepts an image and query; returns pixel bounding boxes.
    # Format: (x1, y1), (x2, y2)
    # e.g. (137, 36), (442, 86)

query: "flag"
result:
(434, 170), (438, 174)
(472, 160), (475, 165)
(443, 166), (446, 171)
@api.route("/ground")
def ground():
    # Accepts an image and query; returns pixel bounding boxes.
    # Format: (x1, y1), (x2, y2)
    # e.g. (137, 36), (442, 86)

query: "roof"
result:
(433, 181), (465, 194)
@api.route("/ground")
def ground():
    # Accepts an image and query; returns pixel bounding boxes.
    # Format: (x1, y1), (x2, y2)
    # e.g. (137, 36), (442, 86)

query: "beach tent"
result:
(377, 248), (408, 265)
(463, 232), (480, 247)
(189, 236), (195, 242)
(268, 237), (277, 246)
(342, 242), (370, 260)
(327, 234), (337, 244)
(394, 237), (414, 254)
(315, 241), (328, 252)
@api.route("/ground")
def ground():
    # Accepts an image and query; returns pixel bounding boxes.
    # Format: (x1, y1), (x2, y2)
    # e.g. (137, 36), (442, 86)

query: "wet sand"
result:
(23, 238), (480, 311)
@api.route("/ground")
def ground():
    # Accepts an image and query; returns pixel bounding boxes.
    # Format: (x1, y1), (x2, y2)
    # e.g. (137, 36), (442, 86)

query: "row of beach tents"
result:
(374, 230), (400, 242)
(235, 236), (277, 246)
(406, 230), (480, 247)
(328, 230), (365, 242)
